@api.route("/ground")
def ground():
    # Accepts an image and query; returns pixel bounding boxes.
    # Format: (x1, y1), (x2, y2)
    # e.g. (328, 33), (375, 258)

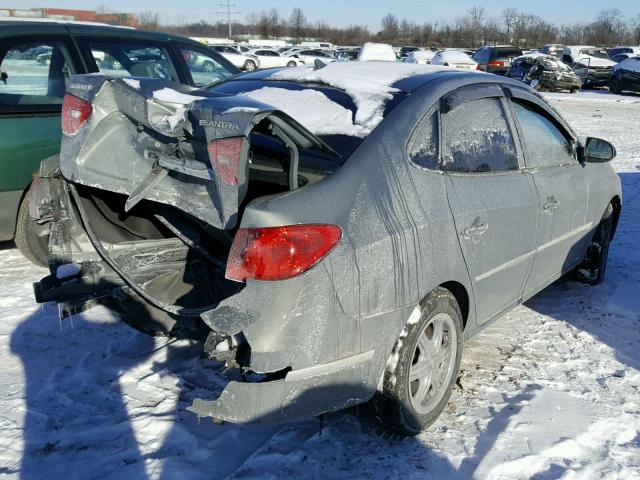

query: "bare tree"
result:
(589, 8), (626, 46)
(138, 11), (159, 30)
(380, 13), (400, 42)
(288, 7), (307, 40)
(502, 8), (518, 43)
(632, 14), (640, 44)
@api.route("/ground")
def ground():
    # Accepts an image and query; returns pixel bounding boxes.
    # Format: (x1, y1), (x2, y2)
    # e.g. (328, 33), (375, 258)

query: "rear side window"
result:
(408, 111), (439, 169)
(511, 101), (575, 168)
(492, 48), (522, 59)
(88, 41), (179, 81)
(0, 41), (75, 107)
(180, 46), (235, 86)
(442, 97), (518, 173)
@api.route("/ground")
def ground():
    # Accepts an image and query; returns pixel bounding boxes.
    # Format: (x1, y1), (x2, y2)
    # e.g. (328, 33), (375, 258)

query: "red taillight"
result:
(476, 63), (482, 70)
(225, 224), (342, 282)
(443, 62), (450, 67)
(207, 137), (244, 185)
(61, 93), (92, 136)
(487, 61), (505, 68)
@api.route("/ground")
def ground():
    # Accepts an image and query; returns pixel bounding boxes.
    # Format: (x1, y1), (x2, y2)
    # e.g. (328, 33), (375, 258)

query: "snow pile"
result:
(241, 86), (366, 137)
(269, 62), (447, 136)
(152, 87), (205, 105)
(122, 78), (140, 90)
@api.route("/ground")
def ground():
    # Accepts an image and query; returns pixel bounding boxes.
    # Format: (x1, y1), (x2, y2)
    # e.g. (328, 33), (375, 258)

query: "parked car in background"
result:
(286, 49), (335, 65)
(250, 49), (300, 68)
(336, 48), (360, 62)
(539, 44), (565, 59)
(609, 55), (640, 94)
(611, 53), (635, 63)
(32, 62), (620, 435)
(210, 44), (260, 71)
(430, 50), (478, 70)
(507, 53), (581, 92)
(0, 20), (238, 266)
(472, 46), (523, 75)
(562, 46), (615, 88)
(358, 42), (397, 62)
(404, 50), (435, 64)
(399, 46), (421, 59)
(608, 46), (640, 60)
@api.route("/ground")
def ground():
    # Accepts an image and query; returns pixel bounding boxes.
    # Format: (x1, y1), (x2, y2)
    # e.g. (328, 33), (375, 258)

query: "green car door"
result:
(0, 26), (83, 244)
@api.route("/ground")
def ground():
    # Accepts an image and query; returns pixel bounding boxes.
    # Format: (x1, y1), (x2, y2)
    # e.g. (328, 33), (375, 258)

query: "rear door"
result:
(442, 85), (538, 324)
(0, 30), (83, 235)
(507, 92), (589, 297)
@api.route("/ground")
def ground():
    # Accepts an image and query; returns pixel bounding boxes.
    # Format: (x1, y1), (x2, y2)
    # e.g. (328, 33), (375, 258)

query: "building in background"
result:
(0, 8), (138, 27)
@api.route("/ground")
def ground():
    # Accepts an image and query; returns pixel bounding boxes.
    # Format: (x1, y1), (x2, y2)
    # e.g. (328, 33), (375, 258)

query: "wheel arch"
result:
(438, 281), (470, 331)
(610, 195), (621, 240)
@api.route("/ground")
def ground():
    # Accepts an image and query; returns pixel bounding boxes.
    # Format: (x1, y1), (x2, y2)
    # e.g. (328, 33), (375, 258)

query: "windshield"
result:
(582, 48), (609, 59)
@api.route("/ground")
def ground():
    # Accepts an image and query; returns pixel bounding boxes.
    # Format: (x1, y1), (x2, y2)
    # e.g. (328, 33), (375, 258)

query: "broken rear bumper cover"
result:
(189, 350), (376, 424)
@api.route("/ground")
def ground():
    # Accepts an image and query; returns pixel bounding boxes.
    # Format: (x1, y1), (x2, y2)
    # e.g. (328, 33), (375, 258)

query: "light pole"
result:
(216, 0), (239, 38)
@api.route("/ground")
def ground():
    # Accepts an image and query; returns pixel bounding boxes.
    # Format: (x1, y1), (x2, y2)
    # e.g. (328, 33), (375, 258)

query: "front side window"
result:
(442, 97), (519, 173)
(0, 41), (75, 106)
(408, 111), (439, 169)
(511, 101), (575, 168)
(88, 41), (179, 81)
(180, 47), (235, 86)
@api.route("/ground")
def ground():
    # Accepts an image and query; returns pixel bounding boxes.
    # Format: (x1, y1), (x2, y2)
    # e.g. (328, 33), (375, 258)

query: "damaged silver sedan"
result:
(31, 63), (621, 435)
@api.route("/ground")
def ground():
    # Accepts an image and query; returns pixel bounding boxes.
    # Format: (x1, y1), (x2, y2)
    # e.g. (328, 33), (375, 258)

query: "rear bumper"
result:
(189, 350), (377, 424)
(0, 189), (22, 241)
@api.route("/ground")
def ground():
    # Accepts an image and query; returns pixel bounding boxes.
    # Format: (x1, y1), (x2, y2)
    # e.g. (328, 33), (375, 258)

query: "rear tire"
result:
(373, 287), (463, 435)
(202, 60), (215, 72)
(286, 61), (297, 67)
(609, 78), (621, 94)
(243, 60), (257, 71)
(14, 194), (49, 268)
(575, 204), (613, 285)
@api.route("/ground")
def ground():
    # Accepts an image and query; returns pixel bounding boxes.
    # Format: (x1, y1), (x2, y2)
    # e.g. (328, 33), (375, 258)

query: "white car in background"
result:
(404, 50), (435, 64)
(286, 49), (335, 65)
(358, 42), (397, 62)
(251, 49), (301, 68)
(210, 45), (260, 71)
(431, 50), (479, 70)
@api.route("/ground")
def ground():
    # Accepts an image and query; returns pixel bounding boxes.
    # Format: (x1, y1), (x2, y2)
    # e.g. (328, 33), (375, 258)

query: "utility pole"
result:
(216, 0), (239, 39)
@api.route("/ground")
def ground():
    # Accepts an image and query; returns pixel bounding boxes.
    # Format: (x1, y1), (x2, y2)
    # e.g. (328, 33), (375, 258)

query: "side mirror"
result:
(0, 70), (7, 84)
(584, 137), (616, 163)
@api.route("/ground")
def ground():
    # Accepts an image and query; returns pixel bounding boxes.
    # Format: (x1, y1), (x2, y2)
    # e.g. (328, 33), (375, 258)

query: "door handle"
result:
(462, 217), (489, 239)
(543, 196), (559, 212)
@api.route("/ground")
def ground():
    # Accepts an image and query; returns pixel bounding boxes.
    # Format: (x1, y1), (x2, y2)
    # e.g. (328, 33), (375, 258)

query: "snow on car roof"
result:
(435, 50), (475, 63)
(269, 62), (448, 136)
(0, 17), (133, 28)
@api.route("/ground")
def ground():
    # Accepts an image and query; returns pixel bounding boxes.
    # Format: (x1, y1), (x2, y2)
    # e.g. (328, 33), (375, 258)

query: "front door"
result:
(441, 89), (538, 324)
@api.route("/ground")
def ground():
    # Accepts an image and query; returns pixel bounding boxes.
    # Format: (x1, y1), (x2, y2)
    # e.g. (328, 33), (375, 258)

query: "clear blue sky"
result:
(9, 0), (640, 29)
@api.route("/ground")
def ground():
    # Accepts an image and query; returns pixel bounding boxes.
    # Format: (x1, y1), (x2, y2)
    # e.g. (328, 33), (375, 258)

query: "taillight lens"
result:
(61, 93), (92, 136)
(476, 63), (482, 70)
(487, 61), (505, 68)
(207, 137), (244, 185)
(226, 224), (342, 282)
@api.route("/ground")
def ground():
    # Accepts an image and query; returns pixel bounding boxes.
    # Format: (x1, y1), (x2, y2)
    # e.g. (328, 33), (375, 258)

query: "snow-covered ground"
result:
(0, 90), (639, 479)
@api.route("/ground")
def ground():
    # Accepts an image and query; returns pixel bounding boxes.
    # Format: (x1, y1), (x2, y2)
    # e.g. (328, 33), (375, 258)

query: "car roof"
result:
(0, 20), (205, 49)
(220, 62), (522, 94)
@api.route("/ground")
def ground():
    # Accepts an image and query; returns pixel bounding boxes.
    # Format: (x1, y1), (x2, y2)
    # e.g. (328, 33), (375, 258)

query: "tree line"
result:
(139, 7), (640, 48)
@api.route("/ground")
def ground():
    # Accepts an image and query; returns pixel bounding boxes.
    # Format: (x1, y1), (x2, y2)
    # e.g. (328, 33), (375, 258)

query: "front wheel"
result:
(286, 60), (297, 67)
(14, 193), (49, 267)
(575, 204), (613, 285)
(373, 287), (463, 435)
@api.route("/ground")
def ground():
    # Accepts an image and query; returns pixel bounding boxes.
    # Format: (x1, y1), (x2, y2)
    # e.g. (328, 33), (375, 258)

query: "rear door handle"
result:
(543, 196), (559, 212)
(462, 217), (489, 239)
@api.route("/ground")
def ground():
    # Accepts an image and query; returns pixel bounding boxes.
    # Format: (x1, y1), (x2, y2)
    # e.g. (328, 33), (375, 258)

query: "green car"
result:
(0, 20), (238, 265)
